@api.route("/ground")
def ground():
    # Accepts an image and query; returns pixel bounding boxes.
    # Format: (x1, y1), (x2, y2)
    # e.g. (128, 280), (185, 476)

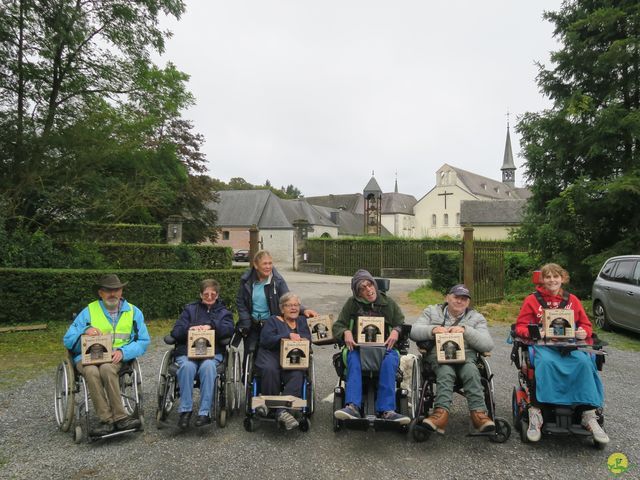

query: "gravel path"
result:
(1, 272), (638, 480)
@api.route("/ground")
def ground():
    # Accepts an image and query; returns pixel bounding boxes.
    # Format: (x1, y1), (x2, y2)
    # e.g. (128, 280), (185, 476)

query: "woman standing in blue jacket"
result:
(236, 250), (316, 359)
(170, 279), (234, 429)
(255, 292), (312, 430)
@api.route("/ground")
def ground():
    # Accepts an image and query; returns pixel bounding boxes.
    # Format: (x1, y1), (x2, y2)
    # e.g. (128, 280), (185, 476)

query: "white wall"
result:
(260, 229), (294, 268)
(466, 225), (517, 240)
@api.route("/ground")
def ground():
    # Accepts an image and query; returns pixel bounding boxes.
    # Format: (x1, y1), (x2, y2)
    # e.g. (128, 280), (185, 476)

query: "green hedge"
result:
(0, 268), (244, 325)
(55, 223), (163, 243)
(56, 243), (233, 270)
(427, 251), (461, 294)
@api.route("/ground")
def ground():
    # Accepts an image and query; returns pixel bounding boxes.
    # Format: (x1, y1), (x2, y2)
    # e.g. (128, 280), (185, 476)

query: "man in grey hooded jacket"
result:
(410, 284), (495, 434)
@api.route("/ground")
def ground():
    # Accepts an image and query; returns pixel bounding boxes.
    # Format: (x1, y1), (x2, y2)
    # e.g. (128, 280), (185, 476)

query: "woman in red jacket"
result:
(515, 263), (608, 444)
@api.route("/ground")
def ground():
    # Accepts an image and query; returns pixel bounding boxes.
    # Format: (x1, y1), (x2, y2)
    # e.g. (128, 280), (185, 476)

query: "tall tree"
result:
(0, 1), (222, 242)
(516, 0), (640, 290)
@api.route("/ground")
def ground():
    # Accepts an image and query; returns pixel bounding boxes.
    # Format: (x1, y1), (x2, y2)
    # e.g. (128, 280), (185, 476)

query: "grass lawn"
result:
(0, 318), (175, 391)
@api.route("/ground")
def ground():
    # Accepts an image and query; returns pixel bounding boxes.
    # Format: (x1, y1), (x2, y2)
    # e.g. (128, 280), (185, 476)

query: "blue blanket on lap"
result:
(530, 346), (604, 407)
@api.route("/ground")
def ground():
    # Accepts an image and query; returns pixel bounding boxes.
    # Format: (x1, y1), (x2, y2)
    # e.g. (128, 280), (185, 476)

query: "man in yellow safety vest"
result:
(63, 274), (150, 435)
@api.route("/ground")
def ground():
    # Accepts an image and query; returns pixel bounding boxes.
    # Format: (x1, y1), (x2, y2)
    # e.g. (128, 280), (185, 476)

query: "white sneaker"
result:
(581, 409), (609, 444)
(527, 406), (543, 442)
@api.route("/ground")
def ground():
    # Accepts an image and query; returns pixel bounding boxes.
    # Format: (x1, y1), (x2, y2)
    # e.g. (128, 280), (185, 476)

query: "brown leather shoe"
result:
(422, 407), (449, 434)
(470, 410), (495, 432)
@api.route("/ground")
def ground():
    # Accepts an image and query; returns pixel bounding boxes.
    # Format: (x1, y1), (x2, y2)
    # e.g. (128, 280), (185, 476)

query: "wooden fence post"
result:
(463, 226), (474, 300)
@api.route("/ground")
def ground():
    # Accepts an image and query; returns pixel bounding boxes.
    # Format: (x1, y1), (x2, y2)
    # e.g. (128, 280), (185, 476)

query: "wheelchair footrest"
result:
(252, 395), (306, 410)
(338, 415), (408, 432)
(543, 424), (592, 437)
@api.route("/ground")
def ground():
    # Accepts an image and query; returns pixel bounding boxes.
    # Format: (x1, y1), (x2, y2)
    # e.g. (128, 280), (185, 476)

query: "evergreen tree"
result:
(516, 0), (640, 291)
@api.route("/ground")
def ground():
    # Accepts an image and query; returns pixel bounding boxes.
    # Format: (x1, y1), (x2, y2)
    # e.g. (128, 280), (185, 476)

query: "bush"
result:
(53, 223), (163, 244)
(0, 268), (244, 325)
(427, 251), (461, 294)
(54, 243), (232, 270)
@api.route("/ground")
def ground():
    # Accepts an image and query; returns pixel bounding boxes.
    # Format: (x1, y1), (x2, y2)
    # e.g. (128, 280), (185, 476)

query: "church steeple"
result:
(501, 116), (516, 187)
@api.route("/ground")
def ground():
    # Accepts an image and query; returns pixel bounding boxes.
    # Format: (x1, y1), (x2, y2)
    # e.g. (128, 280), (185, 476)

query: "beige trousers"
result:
(76, 361), (127, 423)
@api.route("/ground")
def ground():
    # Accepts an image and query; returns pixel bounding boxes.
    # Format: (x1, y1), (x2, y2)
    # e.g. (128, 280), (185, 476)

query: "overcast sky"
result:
(157, 1), (562, 199)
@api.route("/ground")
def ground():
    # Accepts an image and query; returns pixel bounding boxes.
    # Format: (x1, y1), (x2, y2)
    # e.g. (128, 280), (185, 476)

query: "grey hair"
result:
(279, 292), (301, 311)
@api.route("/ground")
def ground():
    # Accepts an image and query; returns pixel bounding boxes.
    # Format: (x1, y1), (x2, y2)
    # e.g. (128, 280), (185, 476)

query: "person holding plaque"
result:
(63, 274), (149, 435)
(332, 269), (409, 424)
(236, 250), (317, 362)
(410, 284), (495, 434)
(170, 279), (234, 429)
(514, 263), (608, 444)
(255, 292), (312, 430)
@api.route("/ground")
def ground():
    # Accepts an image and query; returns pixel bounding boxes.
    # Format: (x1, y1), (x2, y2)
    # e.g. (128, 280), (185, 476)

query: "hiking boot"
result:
(470, 410), (495, 433)
(194, 415), (212, 427)
(422, 407), (449, 434)
(334, 403), (361, 420)
(177, 411), (192, 430)
(526, 406), (543, 442)
(115, 416), (141, 431)
(277, 411), (299, 431)
(381, 411), (411, 425)
(92, 422), (114, 436)
(581, 409), (609, 444)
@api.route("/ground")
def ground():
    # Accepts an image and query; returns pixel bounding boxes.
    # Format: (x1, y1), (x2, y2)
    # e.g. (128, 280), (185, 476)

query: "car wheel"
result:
(593, 301), (612, 331)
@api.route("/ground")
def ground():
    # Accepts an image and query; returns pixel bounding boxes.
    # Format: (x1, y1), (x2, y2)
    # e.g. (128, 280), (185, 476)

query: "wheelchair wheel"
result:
(489, 418), (511, 443)
(243, 352), (255, 415)
(226, 348), (242, 415)
(156, 350), (176, 423)
(409, 417), (431, 443)
(306, 355), (316, 416)
(73, 425), (83, 444)
(519, 419), (529, 443)
(120, 360), (144, 427)
(332, 386), (344, 432)
(243, 416), (256, 432)
(299, 417), (311, 432)
(216, 375), (227, 428)
(409, 356), (421, 419)
(54, 358), (75, 432)
(512, 387), (523, 433)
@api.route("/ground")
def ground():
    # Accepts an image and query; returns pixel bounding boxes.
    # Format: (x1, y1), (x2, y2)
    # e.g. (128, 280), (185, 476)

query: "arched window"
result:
(444, 214), (449, 226)
(431, 214), (437, 226)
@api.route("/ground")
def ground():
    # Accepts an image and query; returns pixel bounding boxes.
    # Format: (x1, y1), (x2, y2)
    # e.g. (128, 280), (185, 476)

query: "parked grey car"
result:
(592, 255), (640, 333)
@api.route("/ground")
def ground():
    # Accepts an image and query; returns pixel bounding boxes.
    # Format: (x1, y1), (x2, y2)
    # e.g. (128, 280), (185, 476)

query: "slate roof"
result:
(442, 163), (530, 200)
(212, 190), (333, 230)
(304, 193), (364, 214)
(381, 192), (417, 214)
(460, 199), (527, 225)
(306, 192), (416, 215)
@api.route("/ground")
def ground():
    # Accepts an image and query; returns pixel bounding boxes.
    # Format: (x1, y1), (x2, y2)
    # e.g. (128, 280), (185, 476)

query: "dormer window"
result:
(481, 183), (486, 190)
(494, 187), (500, 193)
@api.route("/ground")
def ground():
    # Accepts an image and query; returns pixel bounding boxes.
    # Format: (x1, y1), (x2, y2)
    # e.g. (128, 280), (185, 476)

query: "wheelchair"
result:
(509, 324), (608, 448)
(408, 341), (511, 443)
(53, 351), (144, 443)
(332, 323), (417, 432)
(243, 343), (316, 432)
(155, 331), (243, 429)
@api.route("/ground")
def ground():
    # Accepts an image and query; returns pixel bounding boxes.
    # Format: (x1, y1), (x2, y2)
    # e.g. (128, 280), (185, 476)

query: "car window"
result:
(600, 261), (617, 280)
(633, 262), (640, 286)
(612, 260), (636, 284)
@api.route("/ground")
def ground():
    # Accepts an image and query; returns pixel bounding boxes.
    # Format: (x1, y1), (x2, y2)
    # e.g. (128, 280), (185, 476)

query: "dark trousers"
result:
(255, 349), (304, 397)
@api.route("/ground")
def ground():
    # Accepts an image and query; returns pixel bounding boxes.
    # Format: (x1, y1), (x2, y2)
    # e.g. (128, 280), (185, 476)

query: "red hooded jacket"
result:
(515, 286), (593, 338)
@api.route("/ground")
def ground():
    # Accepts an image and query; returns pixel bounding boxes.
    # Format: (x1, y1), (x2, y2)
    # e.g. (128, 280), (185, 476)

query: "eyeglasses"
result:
(283, 303), (300, 308)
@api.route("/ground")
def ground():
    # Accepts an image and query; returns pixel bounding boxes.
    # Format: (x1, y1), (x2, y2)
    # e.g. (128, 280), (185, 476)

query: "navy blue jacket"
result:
(259, 314), (312, 351)
(171, 300), (234, 356)
(236, 267), (307, 329)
